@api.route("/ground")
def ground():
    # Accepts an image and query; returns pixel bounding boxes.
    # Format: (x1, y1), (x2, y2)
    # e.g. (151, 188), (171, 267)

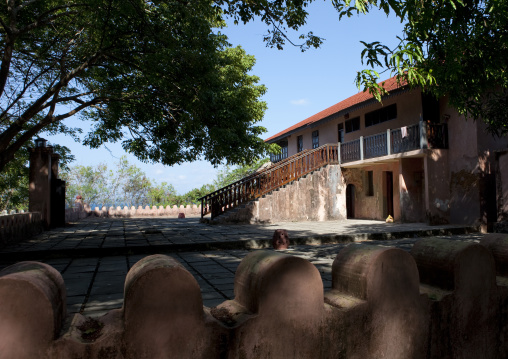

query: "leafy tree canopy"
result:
(335, 0), (508, 135)
(213, 157), (270, 189)
(0, 0), (283, 173)
(62, 156), (153, 207)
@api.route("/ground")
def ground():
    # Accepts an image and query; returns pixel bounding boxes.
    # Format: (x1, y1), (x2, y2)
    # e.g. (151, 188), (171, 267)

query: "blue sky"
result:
(45, 1), (405, 194)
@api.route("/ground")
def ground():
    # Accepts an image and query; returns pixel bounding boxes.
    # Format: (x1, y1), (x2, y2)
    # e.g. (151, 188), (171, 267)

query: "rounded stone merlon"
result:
(0, 261), (67, 359)
(480, 233), (508, 276)
(233, 251), (323, 319)
(411, 237), (496, 292)
(122, 254), (209, 358)
(332, 244), (420, 303)
(331, 244), (428, 359)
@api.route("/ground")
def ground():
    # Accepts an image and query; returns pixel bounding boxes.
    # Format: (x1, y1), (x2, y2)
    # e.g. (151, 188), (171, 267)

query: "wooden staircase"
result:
(200, 144), (339, 220)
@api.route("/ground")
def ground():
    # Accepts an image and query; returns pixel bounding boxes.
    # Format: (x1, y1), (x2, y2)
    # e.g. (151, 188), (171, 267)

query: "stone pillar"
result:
(29, 139), (53, 228)
(29, 138), (66, 228)
(50, 152), (65, 227)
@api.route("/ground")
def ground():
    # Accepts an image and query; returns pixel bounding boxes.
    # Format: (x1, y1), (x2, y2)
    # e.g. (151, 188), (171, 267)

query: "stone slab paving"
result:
(0, 216), (484, 318)
(0, 217), (478, 257)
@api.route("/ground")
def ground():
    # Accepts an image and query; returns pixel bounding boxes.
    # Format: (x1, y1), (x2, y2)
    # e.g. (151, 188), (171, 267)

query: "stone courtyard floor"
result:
(0, 217), (483, 318)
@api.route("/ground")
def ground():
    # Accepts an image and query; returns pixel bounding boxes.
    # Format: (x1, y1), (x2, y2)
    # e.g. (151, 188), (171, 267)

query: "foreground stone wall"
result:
(1, 235), (508, 358)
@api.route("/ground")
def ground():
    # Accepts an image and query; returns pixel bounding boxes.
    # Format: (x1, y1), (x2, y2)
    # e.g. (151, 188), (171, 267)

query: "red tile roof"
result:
(265, 76), (406, 142)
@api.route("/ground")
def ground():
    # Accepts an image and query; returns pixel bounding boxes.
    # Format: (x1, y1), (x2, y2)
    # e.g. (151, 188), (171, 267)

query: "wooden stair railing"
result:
(200, 144), (339, 219)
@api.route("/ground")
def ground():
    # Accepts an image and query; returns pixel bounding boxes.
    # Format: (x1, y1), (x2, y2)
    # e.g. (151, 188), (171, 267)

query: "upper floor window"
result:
(338, 123), (344, 143)
(297, 135), (303, 152)
(312, 130), (319, 149)
(345, 117), (360, 133)
(365, 104), (397, 128)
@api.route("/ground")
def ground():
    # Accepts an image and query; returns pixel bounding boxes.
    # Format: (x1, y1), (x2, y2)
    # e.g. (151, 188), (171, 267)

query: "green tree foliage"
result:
(180, 184), (217, 205)
(62, 156), (152, 207)
(335, 0), (508, 135)
(213, 157), (270, 188)
(147, 182), (178, 206)
(62, 164), (111, 207)
(0, 141), (73, 211)
(0, 0), (275, 173)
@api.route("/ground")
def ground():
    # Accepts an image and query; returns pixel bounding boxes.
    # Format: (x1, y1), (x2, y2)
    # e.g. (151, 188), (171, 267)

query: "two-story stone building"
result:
(264, 77), (508, 227)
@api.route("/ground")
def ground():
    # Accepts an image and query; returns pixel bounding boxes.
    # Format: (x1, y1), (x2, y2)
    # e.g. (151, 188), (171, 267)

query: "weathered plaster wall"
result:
(223, 165), (347, 223)
(496, 150), (508, 221)
(224, 161), (415, 224)
(475, 121), (508, 227)
(399, 158), (425, 222)
(441, 98), (506, 225)
(425, 149), (451, 224)
(449, 116), (480, 224)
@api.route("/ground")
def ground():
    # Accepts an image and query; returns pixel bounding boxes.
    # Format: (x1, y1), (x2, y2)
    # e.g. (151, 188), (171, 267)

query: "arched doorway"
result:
(346, 184), (355, 219)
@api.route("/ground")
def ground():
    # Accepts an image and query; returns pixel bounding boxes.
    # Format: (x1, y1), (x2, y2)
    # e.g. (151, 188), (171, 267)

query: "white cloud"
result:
(155, 169), (164, 175)
(290, 98), (310, 106)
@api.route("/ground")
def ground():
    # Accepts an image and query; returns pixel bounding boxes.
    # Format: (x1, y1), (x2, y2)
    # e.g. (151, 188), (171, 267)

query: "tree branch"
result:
(0, 50), (105, 151)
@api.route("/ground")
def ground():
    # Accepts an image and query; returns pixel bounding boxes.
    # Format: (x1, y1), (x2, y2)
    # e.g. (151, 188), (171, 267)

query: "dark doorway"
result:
(385, 172), (394, 218)
(346, 184), (355, 219)
(481, 173), (497, 225)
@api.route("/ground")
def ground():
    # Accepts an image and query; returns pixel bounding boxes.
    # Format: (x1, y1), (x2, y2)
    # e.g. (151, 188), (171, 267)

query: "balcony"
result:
(340, 121), (448, 164)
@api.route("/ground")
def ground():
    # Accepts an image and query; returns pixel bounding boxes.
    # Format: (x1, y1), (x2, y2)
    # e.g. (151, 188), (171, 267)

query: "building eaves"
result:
(265, 76), (408, 143)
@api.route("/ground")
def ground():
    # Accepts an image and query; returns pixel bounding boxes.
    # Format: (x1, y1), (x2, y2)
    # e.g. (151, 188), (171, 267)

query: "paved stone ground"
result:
(0, 217), (484, 318)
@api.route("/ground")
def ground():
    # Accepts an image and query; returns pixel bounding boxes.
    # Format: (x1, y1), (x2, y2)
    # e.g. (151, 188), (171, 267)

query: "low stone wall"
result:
(90, 204), (202, 218)
(0, 212), (44, 246)
(0, 209), (86, 246)
(65, 205), (92, 222)
(1, 235), (508, 358)
(65, 203), (202, 219)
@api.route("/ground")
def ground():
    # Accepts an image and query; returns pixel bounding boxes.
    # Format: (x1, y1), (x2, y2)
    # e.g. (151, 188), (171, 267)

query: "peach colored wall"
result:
(340, 89), (423, 142)
(399, 158), (426, 222)
(348, 162), (401, 221)
(279, 89), (425, 155)
(281, 89), (424, 156)
(425, 149), (451, 224)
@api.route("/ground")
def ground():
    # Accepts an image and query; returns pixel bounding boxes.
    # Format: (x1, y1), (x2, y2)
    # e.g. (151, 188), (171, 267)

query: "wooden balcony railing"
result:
(340, 121), (448, 164)
(391, 123), (420, 154)
(200, 144), (339, 219)
(364, 132), (388, 159)
(340, 139), (361, 163)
